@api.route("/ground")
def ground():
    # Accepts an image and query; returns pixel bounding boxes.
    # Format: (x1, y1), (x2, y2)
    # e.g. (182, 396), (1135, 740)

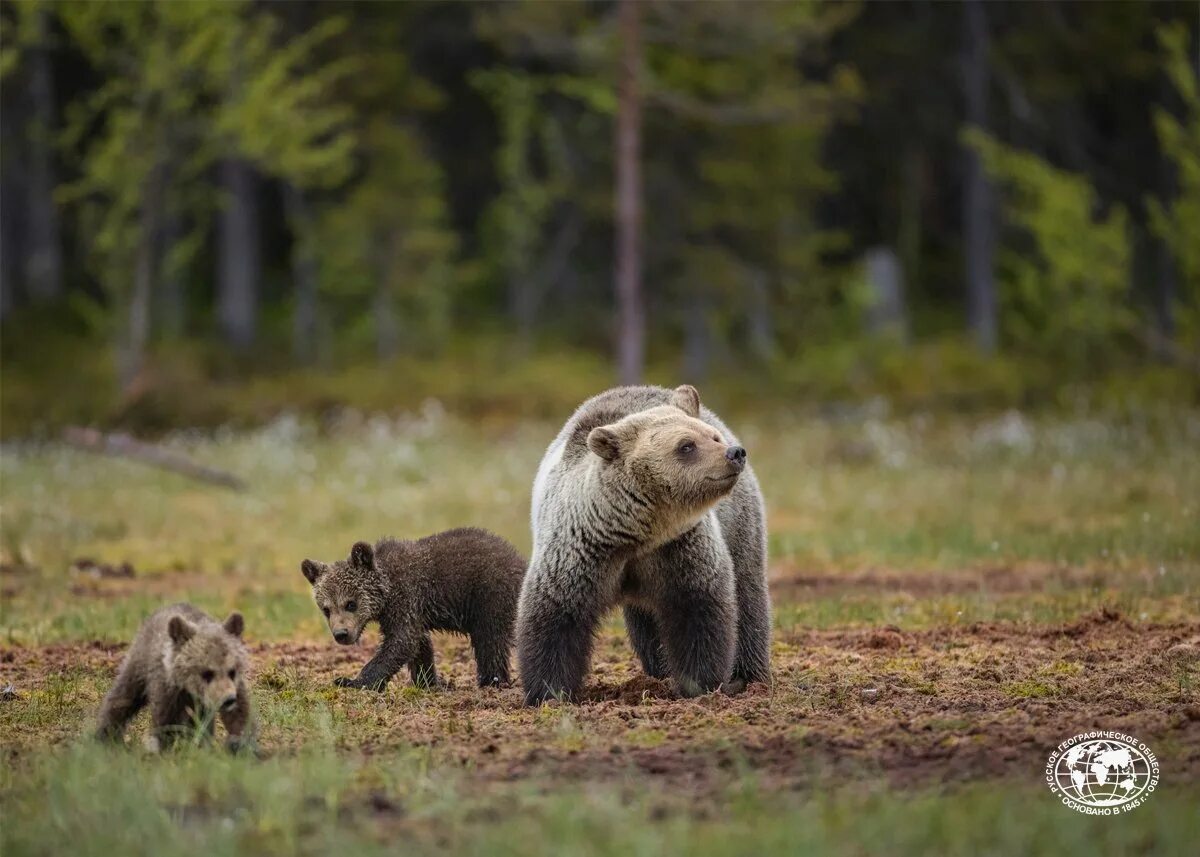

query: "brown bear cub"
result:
(301, 528), (526, 691)
(96, 603), (253, 752)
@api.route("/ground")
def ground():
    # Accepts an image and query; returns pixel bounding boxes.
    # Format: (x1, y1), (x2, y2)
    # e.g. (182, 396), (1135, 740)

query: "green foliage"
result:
(1148, 23), (1200, 350)
(965, 130), (1136, 371)
(316, 123), (458, 355)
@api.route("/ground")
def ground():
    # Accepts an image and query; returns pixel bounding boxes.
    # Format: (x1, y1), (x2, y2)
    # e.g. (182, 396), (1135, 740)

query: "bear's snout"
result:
(333, 629), (353, 644)
(725, 445), (747, 471)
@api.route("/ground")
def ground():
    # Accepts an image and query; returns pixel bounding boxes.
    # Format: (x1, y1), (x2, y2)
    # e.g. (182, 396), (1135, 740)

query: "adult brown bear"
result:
(517, 384), (770, 705)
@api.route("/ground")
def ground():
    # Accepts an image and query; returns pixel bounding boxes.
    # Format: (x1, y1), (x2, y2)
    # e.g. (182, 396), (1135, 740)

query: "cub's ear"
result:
(223, 612), (244, 638)
(350, 541), (376, 570)
(301, 559), (324, 585)
(671, 384), (700, 418)
(168, 616), (195, 648)
(587, 425), (623, 462)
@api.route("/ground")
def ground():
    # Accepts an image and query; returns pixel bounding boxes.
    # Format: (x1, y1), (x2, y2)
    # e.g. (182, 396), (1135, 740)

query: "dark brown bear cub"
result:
(301, 528), (526, 690)
(96, 603), (253, 752)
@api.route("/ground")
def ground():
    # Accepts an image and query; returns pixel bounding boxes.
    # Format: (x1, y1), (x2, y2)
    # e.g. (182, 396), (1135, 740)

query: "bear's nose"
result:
(725, 445), (747, 465)
(333, 629), (352, 644)
(221, 695), (237, 711)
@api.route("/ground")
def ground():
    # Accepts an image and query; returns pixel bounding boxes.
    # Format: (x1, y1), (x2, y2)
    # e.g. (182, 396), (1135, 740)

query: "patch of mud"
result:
(3, 610), (1197, 795)
(770, 561), (1116, 596)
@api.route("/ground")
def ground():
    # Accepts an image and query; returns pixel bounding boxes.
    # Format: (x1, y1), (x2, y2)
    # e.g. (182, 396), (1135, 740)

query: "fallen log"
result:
(62, 427), (247, 491)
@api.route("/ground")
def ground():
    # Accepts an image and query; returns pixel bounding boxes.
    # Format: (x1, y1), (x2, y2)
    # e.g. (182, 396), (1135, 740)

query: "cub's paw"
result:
(335, 676), (388, 692)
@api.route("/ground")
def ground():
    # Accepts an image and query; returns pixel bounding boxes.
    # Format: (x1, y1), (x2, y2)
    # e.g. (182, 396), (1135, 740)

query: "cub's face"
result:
(167, 613), (245, 714)
(587, 385), (747, 518)
(301, 542), (383, 646)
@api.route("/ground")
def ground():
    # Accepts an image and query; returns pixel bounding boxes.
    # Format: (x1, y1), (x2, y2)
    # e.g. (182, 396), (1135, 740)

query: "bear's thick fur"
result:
(96, 603), (253, 752)
(517, 384), (770, 705)
(301, 528), (526, 690)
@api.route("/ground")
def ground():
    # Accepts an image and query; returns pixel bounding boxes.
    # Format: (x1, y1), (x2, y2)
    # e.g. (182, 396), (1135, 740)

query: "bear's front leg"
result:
(337, 633), (411, 691)
(649, 526), (737, 697)
(220, 683), (255, 754)
(516, 549), (613, 705)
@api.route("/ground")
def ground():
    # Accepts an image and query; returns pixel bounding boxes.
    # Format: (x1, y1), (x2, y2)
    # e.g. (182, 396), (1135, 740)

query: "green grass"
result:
(2, 407), (1198, 854)
(3, 408), (1198, 644)
(2, 742), (1195, 857)
(4, 739), (1195, 854)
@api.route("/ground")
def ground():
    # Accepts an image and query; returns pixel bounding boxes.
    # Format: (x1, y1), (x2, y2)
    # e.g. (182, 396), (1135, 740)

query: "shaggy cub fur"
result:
(301, 528), (527, 690)
(518, 384), (770, 705)
(96, 603), (253, 752)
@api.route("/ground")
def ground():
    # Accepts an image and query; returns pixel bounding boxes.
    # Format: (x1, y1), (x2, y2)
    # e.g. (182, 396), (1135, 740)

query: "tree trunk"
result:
(121, 165), (165, 390)
(614, 0), (645, 385)
(0, 93), (24, 320)
(682, 298), (711, 382)
(746, 266), (774, 361)
(25, 7), (63, 303)
(216, 158), (261, 349)
(962, 0), (997, 353)
(158, 202), (187, 339)
(864, 246), (909, 343)
(373, 242), (399, 360)
(285, 183), (319, 363)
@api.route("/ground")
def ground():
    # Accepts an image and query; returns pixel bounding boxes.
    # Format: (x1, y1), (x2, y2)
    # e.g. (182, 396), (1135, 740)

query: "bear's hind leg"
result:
(623, 605), (668, 679)
(95, 663), (146, 742)
(407, 633), (442, 689)
(471, 629), (512, 688)
(516, 552), (611, 705)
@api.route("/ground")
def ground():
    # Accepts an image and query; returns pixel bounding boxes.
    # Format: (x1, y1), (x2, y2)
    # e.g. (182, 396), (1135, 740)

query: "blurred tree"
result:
(614, 0), (643, 384)
(966, 131), (1134, 372)
(1147, 23), (1200, 360)
(53, 0), (354, 383)
(1, 2), (63, 306)
(316, 123), (457, 359)
(962, 0), (997, 353)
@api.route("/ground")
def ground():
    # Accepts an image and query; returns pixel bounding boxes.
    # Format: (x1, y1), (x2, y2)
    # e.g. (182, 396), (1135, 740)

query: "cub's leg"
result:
(471, 626), (512, 688)
(622, 605), (668, 679)
(219, 683), (254, 753)
(407, 633), (442, 689)
(647, 525), (737, 697)
(147, 692), (191, 752)
(335, 634), (411, 691)
(517, 549), (614, 705)
(95, 662), (147, 742)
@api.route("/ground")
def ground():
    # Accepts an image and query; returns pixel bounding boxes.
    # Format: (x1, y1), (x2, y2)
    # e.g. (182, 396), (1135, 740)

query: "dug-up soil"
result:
(3, 608), (1198, 794)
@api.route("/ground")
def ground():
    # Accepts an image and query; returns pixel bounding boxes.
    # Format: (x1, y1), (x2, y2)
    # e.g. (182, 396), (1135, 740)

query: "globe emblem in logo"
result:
(1046, 734), (1159, 814)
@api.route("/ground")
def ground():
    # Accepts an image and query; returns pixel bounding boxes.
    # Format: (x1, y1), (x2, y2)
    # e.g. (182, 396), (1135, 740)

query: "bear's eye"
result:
(322, 607), (330, 618)
(201, 669), (215, 683)
(678, 441), (696, 455)
(228, 669), (236, 680)
(345, 600), (357, 613)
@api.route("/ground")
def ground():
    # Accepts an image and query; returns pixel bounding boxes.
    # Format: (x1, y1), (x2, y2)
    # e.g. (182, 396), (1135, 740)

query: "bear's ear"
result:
(301, 559), (324, 585)
(671, 384), (701, 417)
(587, 425), (624, 462)
(350, 541), (376, 570)
(222, 612), (244, 638)
(168, 616), (195, 648)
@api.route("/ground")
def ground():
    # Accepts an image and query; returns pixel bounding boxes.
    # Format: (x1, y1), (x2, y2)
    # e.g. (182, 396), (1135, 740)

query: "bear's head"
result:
(586, 385), (747, 531)
(301, 542), (387, 645)
(167, 612), (246, 714)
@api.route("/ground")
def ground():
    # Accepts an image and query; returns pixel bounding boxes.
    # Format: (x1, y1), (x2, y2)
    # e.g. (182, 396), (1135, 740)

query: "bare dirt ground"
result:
(5, 605), (1198, 796)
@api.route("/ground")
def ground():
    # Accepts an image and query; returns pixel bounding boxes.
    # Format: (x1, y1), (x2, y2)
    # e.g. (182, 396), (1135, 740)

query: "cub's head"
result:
(587, 385), (747, 520)
(167, 612), (246, 714)
(300, 542), (386, 645)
